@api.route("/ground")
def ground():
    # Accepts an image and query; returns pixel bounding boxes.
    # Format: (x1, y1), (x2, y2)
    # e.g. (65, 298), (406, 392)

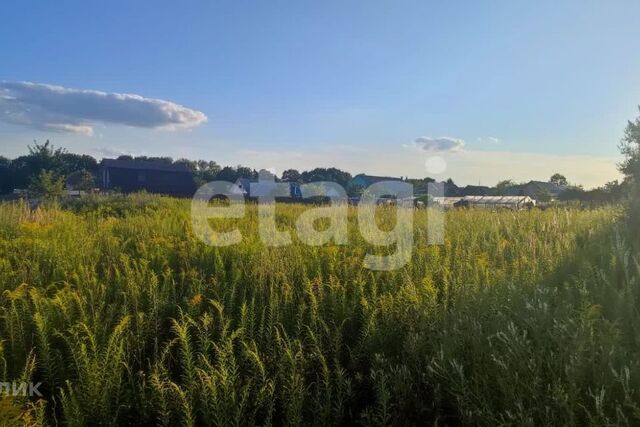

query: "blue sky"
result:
(2, 0), (640, 187)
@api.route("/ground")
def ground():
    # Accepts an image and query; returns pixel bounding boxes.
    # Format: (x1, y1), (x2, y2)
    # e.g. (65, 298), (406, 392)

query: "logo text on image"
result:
(0, 382), (43, 397)
(191, 175), (444, 271)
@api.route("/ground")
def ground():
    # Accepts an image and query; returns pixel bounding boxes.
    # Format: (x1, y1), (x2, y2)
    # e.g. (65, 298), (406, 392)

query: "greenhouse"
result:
(432, 196), (536, 210)
(458, 195), (536, 210)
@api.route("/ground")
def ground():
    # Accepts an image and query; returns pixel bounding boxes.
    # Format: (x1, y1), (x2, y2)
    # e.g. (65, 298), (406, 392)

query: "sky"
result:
(1, 0), (640, 188)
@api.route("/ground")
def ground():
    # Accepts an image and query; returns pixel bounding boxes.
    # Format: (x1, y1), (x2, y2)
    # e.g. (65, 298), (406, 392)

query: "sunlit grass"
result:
(0, 195), (638, 425)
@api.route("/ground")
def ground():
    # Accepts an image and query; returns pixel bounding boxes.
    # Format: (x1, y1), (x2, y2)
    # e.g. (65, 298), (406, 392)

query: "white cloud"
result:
(0, 81), (207, 135)
(46, 123), (95, 136)
(413, 136), (465, 152)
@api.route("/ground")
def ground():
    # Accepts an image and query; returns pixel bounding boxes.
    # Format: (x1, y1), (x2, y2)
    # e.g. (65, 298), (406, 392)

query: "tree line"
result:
(0, 139), (630, 204)
(0, 141), (359, 196)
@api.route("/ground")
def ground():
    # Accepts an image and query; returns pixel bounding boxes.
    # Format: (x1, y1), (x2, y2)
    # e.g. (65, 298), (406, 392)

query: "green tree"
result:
(134, 156), (173, 164)
(281, 169), (302, 183)
(496, 179), (516, 194)
(534, 190), (552, 203)
(66, 170), (96, 191)
(549, 173), (568, 186)
(192, 160), (221, 183)
(11, 140), (64, 188)
(558, 186), (585, 201)
(619, 107), (640, 240)
(216, 166), (239, 182)
(604, 180), (627, 201)
(236, 166), (258, 179)
(619, 109), (640, 181)
(195, 160), (220, 173)
(258, 168), (277, 181)
(9, 140), (97, 189)
(0, 156), (12, 194)
(28, 170), (65, 199)
(301, 167), (352, 187)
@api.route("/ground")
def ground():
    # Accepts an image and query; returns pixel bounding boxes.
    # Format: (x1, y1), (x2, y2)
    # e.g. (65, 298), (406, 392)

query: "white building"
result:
(233, 178), (302, 199)
(432, 195), (535, 210)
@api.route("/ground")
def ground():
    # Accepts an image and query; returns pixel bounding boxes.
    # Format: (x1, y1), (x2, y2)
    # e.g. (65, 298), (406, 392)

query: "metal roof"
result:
(350, 174), (402, 184)
(525, 181), (567, 194)
(432, 195), (535, 208)
(462, 195), (534, 203)
(432, 197), (462, 205)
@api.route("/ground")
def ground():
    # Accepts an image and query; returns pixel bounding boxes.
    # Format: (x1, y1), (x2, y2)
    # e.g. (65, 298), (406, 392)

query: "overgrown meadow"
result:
(0, 194), (639, 426)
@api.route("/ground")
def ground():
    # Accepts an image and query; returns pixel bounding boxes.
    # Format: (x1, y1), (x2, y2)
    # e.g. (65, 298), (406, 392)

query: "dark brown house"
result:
(460, 185), (492, 196)
(101, 159), (196, 196)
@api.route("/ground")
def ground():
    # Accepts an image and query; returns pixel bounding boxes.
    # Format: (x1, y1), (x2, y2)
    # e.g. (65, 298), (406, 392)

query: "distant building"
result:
(433, 195), (535, 210)
(235, 178), (251, 195)
(348, 174), (402, 190)
(503, 181), (567, 199)
(233, 178), (301, 199)
(443, 181), (460, 197)
(460, 185), (493, 196)
(522, 181), (567, 198)
(431, 197), (463, 208)
(457, 195), (536, 210)
(100, 159), (196, 196)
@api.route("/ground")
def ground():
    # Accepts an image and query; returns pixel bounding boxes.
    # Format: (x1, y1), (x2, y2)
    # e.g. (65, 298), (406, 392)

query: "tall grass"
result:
(0, 195), (638, 425)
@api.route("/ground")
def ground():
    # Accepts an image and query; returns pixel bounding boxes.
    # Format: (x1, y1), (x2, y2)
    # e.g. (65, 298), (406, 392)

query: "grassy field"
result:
(0, 194), (639, 426)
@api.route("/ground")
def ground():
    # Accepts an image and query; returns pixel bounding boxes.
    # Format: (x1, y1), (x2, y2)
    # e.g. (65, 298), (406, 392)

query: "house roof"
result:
(431, 195), (536, 209)
(350, 174), (402, 185)
(459, 185), (492, 196)
(525, 181), (567, 194)
(235, 178), (251, 190)
(463, 185), (490, 190)
(102, 159), (191, 173)
(462, 195), (533, 203)
(432, 197), (463, 206)
(233, 178), (300, 196)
